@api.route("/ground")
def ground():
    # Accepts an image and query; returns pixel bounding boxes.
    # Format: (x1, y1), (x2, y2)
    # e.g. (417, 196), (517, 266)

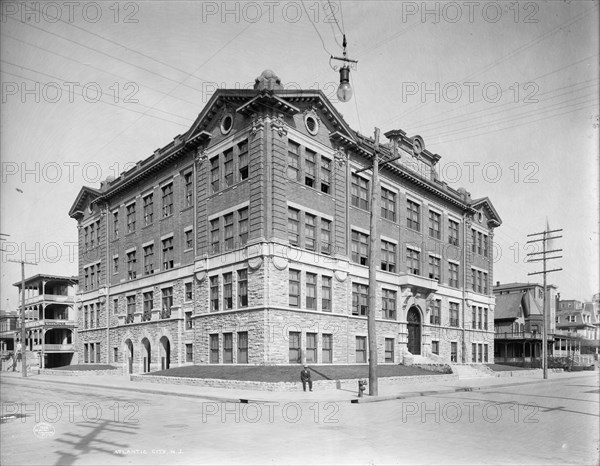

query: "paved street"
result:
(1, 373), (598, 465)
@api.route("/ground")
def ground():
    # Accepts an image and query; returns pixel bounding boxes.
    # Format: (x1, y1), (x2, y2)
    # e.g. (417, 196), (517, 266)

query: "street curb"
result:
(1, 375), (241, 403)
(346, 374), (598, 404)
(350, 386), (479, 403)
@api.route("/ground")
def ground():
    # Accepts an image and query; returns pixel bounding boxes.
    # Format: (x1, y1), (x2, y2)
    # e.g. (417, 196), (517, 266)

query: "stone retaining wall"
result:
(130, 373), (458, 391)
(39, 368), (123, 376)
(492, 368), (563, 378)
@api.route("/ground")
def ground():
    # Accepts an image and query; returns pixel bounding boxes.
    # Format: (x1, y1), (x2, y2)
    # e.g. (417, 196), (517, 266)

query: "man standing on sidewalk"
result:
(300, 365), (312, 392)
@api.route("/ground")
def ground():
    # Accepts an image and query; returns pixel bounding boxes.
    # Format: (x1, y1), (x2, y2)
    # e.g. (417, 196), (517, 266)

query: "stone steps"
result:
(450, 364), (493, 379)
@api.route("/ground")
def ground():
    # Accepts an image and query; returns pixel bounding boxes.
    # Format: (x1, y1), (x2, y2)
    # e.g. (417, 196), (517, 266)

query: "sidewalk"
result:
(2, 369), (596, 404)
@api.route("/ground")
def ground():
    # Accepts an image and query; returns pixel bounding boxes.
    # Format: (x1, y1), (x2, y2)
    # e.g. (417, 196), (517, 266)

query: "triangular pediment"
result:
(471, 197), (502, 227)
(68, 186), (102, 219)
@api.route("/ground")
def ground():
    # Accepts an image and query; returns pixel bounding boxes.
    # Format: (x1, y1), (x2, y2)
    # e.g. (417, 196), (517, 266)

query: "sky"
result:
(1, 0), (598, 309)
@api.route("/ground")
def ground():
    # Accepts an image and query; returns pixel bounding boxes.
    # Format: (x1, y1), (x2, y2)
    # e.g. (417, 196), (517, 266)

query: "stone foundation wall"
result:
(39, 367), (123, 376)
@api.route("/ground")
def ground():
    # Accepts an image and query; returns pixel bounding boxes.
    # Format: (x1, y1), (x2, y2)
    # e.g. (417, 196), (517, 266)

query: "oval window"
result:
(304, 115), (319, 135)
(220, 114), (233, 135)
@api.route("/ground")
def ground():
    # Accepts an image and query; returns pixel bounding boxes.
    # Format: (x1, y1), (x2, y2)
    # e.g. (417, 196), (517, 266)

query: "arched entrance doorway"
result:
(159, 336), (171, 370)
(125, 339), (134, 374)
(407, 307), (421, 355)
(141, 338), (151, 373)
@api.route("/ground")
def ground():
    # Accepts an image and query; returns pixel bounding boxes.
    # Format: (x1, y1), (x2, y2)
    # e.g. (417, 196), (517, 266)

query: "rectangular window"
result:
(113, 347), (119, 363)
(162, 237), (174, 270)
(428, 255), (441, 281)
(162, 183), (173, 217)
(432, 341), (439, 355)
(483, 234), (489, 257)
(184, 172), (193, 207)
(90, 265), (95, 289)
(320, 157), (331, 194)
(381, 241), (396, 272)
(472, 229), (477, 253)
(430, 299), (441, 325)
(351, 230), (369, 266)
(288, 208), (300, 246)
(143, 244), (154, 275)
(472, 306), (477, 329)
(143, 193), (153, 225)
(238, 140), (249, 180)
(83, 306), (88, 329)
(483, 272), (488, 294)
(84, 267), (89, 290)
(95, 303), (100, 327)
(238, 269), (248, 308)
(161, 287), (173, 318)
(113, 256), (119, 274)
(406, 248), (420, 275)
(210, 219), (220, 254)
(237, 331), (248, 364)
(305, 213), (316, 250)
(484, 308), (488, 330)
(113, 298), (119, 315)
(477, 232), (483, 255)
(472, 268), (478, 292)
(224, 213), (234, 251)
(306, 273), (317, 310)
(289, 270), (300, 307)
(127, 250), (137, 280)
(287, 140), (300, 181)
(143, 291), (153, 319)
(223, 273), (233, 310)
(185, 229), (193, 249)
(210, 276), (219, 312)
(322, 333), (332, 363)
(382, 289), (396, 320)
(478, 307), (483, 329)
(356, 336), (367, 363)
(449, 262), (459, 288)
(484, 344), (489, 363)
(407, 200), (420, 231)
(113, 211), (119, 238)
(322, 276), (332, 312)
(428, 210), (441, 239)
(478, 343), (483, 363)
(451, 342), (458, 362)
(448, 220), (459, 245)
(352, 283), (368, 316)
(210, 156), (220, 193)
(381, 188), (396, 222)
(84, 227), (89, 249)
(126, 295), (135, 323)
(185, 282), (193, 301)
(320, 218), (331, 255)
(210, 334), (219, 363)
(385, 338), (394, 363)
(89, 305), (94, 328)
(186, 344), (193, 363)
(472, 343), (477, 363)
(238, 208), (248, 246)
(289, 331), (301, 363)
(89, 223), (95, 248)
(351, 174), (369, 210)
(305, 149), (316, 188)
(450, 302), (459, 327)
(223, 148), (234, 187)
(306, 332), (317, 363)
(223, 333), (233, 364)
(95, 343), (101, 364)
(185, 311), (192, 330)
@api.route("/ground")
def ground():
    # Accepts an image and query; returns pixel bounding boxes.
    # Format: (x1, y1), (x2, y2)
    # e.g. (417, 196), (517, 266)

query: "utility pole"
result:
(354, 128), (403, 396)
(7, 258), (38, 377)
(526, 226), (562, 379)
